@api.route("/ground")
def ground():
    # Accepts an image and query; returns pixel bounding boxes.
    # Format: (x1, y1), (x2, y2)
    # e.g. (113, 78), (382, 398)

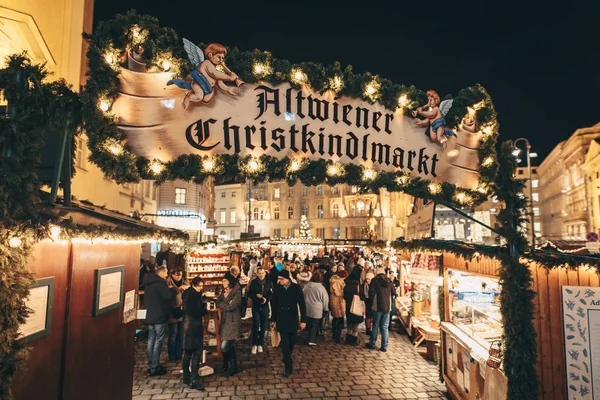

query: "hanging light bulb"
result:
(162, 60), (171, 71)
(151, 161), (164, 174)
(203, 159), (215, 171)
(398, 94), (408, 108)
(290, 160), (300, 171)
(104, 53), (114, 64)
(9, 237), (22, 248)
(248, 159), (259, 171)
(99, 100), (111, 112)
(327, 165), (338, 176)
(363, 169), (376, 180)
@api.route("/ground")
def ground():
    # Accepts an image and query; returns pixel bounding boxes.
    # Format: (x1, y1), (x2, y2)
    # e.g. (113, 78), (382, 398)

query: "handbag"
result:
(350, 294), (365, 316)
(172, 306), (184, 319)
(270, 326), (281, 347)
(486, 340), (503, 369)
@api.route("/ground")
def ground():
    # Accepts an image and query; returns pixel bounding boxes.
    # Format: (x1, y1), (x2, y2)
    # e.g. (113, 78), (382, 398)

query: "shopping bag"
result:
(350, 294), (365, 316)
(271, 327), (281, 347)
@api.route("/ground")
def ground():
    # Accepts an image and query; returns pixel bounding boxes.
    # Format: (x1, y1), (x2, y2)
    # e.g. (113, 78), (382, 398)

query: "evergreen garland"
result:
(81, 11), (499, 208)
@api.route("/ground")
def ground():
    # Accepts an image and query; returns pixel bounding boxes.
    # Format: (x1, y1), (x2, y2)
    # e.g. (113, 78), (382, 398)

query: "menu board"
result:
(18, 277), (54, 342)
(562, 286), (600, 400)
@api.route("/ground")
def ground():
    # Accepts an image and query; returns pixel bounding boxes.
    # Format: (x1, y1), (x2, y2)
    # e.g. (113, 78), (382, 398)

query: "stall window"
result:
(333, 204), (339, 218)
(288, 206), (294, 219)
(175, 188), (186, 204)
(317, 204), (324, 218)
(274, 206), (280, 220)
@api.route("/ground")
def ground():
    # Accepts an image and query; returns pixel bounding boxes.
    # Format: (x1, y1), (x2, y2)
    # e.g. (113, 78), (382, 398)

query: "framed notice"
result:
(122, 289), (137, 323)
(93, 266), (125, 317)
(562, 286), (600, 399)
(18, 277), (54, 343)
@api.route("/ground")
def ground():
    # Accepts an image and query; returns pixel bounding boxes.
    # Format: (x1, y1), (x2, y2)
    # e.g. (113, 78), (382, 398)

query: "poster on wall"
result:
(18, 277), (54, 343)
(562, 286), (600, 399)
(94, 266), (125, 317)
(111, 39), (488, 190)
(407, 253), (442, 286)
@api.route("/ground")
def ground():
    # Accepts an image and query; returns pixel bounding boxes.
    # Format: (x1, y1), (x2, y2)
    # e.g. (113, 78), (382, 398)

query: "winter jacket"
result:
(247, 277), (273, 310)
(329, 275), (346, 318)
(303, 282), (329, 319)
(182, 287), (207, 350)
(271, 282), (307, 333)
(166, 276), (188, 323)
(143, 273), (176, 324)
(216, 287), (242, 341)
(343, 279), (365, 324)
(369, 274), (393, 313)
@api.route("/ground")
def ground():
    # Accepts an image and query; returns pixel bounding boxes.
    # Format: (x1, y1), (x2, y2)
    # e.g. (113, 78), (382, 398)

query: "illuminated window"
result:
(253, 207), (259, 220)
(317, 204), (324, 218)
(317, 185), (323, 196)
(230, 209), (236, 224)
(302, 205), (309, 217)
(534, 222), (541, 232)
(333, 204), (339, 218)
(175, 188), (186, 204)
(220, 209), (226, 224)
(288, 206), (294, 219)
(532, 193), (539, 202)
(274, 206), (280, 220)
(532, 180), (539, 188)
(351, 186), (358, 193)
(533, 207), (540, 216)
(274, 187), (280, 199)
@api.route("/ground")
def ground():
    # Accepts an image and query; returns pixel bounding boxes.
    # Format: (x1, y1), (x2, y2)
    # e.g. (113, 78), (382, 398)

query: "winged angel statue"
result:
(412, 90), (455, 148)
(167, 38), (244, 109)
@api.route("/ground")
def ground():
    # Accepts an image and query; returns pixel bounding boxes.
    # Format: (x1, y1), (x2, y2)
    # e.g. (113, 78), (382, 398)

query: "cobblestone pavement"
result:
(132, 319), (448, 399)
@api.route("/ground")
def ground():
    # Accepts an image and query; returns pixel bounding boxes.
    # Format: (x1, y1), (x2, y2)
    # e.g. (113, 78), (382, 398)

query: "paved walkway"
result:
(132, 319), (448, 399)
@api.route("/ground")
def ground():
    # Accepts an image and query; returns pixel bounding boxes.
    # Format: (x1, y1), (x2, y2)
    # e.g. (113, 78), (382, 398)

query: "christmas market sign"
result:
(84, 12), (499, 207)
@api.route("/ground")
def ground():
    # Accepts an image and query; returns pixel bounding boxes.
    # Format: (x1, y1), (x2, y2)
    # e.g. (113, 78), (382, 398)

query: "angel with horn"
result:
(412, 90), (456, 148)
(167, 39), (244, 109)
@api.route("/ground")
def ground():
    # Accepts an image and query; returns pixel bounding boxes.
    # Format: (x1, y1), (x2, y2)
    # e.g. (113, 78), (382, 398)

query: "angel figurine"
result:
(412, 90), (456, 148)
(167, 39), (244, 109)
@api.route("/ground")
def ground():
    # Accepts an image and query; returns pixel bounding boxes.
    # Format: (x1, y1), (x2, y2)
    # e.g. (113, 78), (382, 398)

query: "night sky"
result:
(94, 2), (600, 163)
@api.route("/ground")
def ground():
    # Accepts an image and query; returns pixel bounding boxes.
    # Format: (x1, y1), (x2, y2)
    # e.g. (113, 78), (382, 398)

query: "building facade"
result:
(583, 136), (600, 235)
(538, 123), (600, 240)
(155, 179), (215, 242)
(215, 181), (412, 241)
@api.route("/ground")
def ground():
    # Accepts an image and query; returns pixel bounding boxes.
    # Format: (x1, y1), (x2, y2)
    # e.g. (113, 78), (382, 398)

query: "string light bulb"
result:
(50, 225), (62, 241)
(482, 156), (494, 167)
(104, 53), (114, 64)
(327, 165), (338, 176)
(9, 237), (22, 248)
(107, 142), (123, 155)
(455, 192), (466, 203)
(364, 80), (380, 101)
(329, 75), (344, 92)
(162, 60), (171, 71)
(396, 176), (407, 185)
(249, 160), (259, 171)
(98, 99), (111, 112)
(398, 94), (408, 108)
(290, 160), (300, 171)
(291, 69), (306, 84)
(151, 161), (164, 174)
(428, 183), (441, 194)
(363, 169), (376, 180)
(203, 159), (215, 171)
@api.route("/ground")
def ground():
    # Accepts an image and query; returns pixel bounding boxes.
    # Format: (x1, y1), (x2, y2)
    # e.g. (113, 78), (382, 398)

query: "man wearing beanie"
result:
(271, 269), (307, 377)
(366, 267), (393, 352)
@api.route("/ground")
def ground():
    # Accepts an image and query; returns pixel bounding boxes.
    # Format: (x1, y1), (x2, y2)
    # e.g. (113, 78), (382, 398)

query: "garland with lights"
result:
(81, 10), (499, 208)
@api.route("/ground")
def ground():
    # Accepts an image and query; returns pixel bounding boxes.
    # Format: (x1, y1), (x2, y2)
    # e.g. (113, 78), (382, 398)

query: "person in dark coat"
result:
(181, 277), (207, 390)
(271, 269), (307, 377)
(366, 267), (393, 352)
(247, 267), (273, 354)
(216, 274), (242, 376)
(343, 272), (365, 346)
(143, 266), (177, 376)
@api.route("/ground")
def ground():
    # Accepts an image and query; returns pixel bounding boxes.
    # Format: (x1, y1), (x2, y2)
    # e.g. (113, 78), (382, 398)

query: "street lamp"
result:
(514, 138), (538, 248)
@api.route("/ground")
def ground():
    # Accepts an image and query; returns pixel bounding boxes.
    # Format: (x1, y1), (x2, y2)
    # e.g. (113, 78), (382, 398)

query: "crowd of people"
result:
(140, 248), (400, 391)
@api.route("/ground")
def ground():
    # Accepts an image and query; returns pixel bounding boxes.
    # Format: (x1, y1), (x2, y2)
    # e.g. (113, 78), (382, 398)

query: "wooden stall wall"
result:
(61, 242), (140, 400)
(443, 254), (600, 400)
(12, 241), (70, 400)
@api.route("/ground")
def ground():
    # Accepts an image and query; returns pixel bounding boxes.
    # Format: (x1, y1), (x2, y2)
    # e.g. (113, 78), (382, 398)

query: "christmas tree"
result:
(299, 215), (312, 239)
